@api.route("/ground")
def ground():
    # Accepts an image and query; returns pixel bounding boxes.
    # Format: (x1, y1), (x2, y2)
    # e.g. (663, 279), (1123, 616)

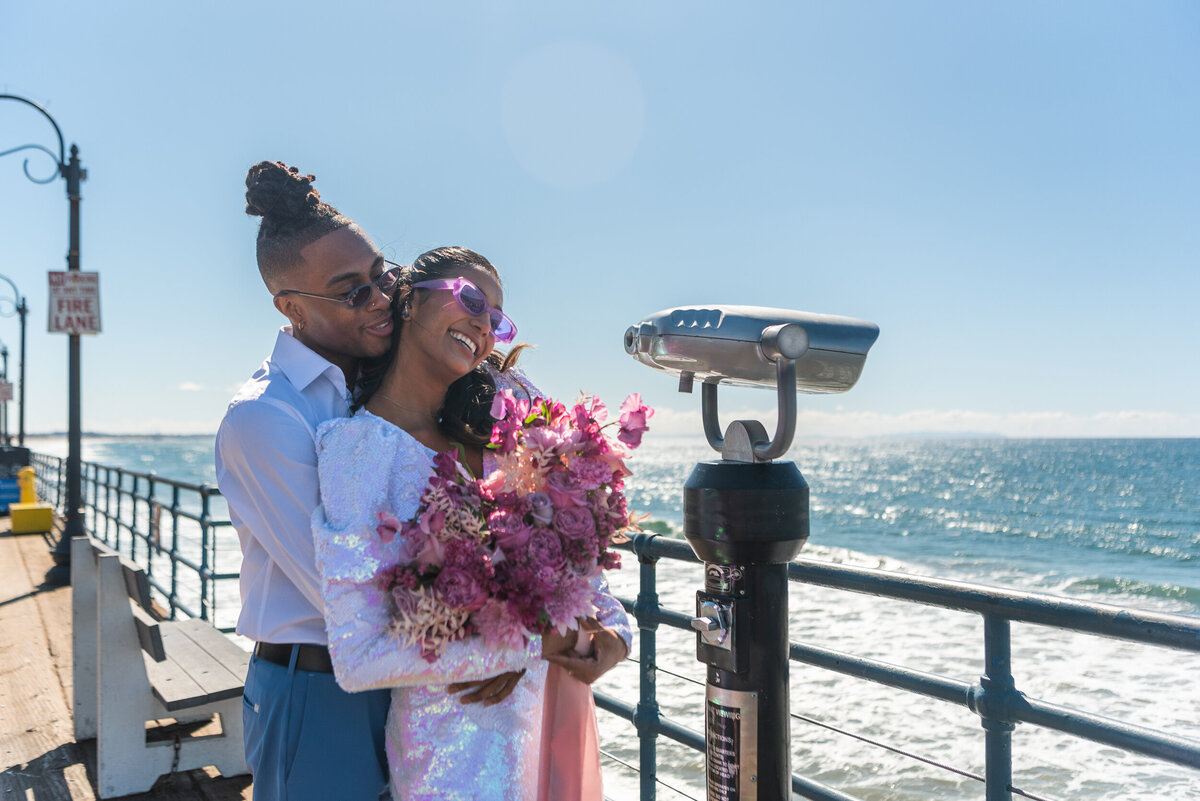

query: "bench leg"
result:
(71, 536), (98, 741)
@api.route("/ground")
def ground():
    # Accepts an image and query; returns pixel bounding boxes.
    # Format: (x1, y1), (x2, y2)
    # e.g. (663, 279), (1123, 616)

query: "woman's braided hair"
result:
(244, 161), (353, 286)
(354, 246), (527, 448)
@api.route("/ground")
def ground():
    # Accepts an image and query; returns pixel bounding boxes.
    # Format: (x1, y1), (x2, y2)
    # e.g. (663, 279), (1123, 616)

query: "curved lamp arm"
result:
(0, 95), (66, 185)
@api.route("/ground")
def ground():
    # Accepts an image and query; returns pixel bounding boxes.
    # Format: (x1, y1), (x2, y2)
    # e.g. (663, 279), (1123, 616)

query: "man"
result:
(216, 161), (396, 799)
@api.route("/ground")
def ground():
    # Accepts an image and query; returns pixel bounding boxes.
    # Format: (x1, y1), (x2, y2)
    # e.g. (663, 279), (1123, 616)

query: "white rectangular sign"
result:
(0, 382), (11, 402)
(48, 271), (102, 334)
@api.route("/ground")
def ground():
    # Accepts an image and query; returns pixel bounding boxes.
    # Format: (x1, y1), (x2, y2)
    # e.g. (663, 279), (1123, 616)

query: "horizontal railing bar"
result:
(1017, 694), (1200, 770)
(593, 690), (704, 752)
(614, 533), (700, 564)
(792, 773), (862, 801)
(788, 558), (1200, 652)
(616, 594), (697, 634)
(789, 640), (972, 706)
(790, 639), (1200, 771)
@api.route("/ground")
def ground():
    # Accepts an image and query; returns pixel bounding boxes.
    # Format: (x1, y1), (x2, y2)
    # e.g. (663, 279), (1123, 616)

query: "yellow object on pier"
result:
(18, 466), (37, 504)
(10, 466), (52, 534)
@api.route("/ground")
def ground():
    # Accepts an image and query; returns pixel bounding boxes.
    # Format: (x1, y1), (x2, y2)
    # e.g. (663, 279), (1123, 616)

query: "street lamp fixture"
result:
(1, 93), (87, 583)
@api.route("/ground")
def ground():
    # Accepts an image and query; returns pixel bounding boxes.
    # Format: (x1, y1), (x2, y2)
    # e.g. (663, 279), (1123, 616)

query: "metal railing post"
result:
(168, 485), (181, 618)
(199, 489), (213, 623)
(632, 533), (661, 801)
(973, 614), (1016, 801)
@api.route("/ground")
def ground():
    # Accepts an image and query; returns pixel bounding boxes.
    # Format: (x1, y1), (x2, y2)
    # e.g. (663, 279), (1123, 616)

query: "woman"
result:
(311, 246), (630, 800)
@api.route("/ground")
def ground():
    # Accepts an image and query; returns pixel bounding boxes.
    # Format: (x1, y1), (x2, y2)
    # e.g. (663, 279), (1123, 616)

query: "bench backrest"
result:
(89, 538), (167, 662)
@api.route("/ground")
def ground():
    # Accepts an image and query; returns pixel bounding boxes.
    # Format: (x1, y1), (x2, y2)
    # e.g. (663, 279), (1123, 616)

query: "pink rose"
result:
(553, 507), (596, 543)
(526, 527), (568, 573)
(488, 509), (533, 553)
(434, 566), (489, 611)
(546, 469), (587, 508)
(617, 393), (654, 448)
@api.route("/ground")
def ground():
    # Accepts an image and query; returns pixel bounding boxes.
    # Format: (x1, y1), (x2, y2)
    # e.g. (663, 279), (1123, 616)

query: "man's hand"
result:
(447, 669), (526, 706)
(543, 620), (629, 685)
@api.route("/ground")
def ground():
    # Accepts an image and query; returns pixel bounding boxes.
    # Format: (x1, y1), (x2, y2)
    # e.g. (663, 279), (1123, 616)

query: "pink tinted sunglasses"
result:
(410, 276), (517, 343)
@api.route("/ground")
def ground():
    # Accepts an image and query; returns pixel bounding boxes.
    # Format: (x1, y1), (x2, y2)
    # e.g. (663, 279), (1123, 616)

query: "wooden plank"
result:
(131, 603), (166, 662)
(119, 555), (155, 612)
(145, 622), (246, 712)
(154, 621), (247, 707)
(143, 641), (210, 713)
(173, 620), (251, 680)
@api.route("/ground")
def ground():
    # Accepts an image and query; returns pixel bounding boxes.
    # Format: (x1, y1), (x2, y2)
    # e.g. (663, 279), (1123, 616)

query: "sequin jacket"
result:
(311, 368), (632, 799)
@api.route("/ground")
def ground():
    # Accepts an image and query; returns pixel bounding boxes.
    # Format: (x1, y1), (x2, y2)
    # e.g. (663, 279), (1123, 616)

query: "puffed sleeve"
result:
(313, 415), (541, 693)
(591, 572), (633, 652)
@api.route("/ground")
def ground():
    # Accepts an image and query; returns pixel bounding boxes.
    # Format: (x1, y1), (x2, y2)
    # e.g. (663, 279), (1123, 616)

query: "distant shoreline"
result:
(18, 431), (1200, 442)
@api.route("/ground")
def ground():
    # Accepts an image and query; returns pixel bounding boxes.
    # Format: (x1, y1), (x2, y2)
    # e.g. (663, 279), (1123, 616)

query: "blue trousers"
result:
(243, 651), (391, 800)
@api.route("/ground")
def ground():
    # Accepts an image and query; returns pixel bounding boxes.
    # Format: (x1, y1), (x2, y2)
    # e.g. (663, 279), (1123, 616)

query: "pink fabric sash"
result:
(538, 662), (603, 801)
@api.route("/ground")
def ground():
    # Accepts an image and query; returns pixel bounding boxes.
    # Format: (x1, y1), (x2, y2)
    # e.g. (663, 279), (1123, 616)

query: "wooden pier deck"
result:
(0, 520), (251, 800)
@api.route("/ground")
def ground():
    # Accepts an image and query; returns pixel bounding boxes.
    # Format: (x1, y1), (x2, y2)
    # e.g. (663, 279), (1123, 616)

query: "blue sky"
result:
(1, 1), (1197, 438)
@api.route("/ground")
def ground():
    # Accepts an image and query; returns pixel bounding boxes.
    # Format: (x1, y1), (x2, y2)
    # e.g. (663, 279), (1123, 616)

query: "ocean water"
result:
(29, 435), (1200, 800)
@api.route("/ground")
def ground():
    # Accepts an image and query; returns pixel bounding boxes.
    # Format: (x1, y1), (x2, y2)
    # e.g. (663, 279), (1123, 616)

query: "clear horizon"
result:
(2, 2), (1198, 439)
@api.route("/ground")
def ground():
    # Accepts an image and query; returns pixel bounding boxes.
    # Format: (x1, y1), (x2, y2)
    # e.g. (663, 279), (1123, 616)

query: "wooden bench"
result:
(71, 536), (250, 798)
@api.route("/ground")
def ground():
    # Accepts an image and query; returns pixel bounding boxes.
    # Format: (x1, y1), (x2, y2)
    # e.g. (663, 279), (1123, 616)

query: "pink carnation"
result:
(472, 598), (530, 651)
(569, 457), (612, 490)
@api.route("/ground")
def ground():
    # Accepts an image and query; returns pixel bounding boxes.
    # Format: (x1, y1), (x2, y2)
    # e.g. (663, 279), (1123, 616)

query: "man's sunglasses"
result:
(410, 276), (517, 343)
(275, 262), (404, 309)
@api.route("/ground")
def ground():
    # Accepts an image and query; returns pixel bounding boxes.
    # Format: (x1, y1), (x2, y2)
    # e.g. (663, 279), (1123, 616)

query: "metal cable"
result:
(599, 749), (702, 801)
(789, 712), (1058, 801)
(625, 656), (1056, 801)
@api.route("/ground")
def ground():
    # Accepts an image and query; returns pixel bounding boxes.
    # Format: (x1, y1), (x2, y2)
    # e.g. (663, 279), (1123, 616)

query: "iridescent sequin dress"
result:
(312, 405), (630, 800)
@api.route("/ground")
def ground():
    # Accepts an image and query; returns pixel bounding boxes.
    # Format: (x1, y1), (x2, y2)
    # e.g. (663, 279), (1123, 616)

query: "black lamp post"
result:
(0, 274), (28, 446)
(1, 93), (87, 582)
(0, 343), (8, 444)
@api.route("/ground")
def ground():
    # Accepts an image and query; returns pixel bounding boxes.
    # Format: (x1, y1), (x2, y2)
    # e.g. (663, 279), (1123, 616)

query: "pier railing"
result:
(31, 451), (239, 631)
(31, 452), (1200, 800)
(601, 533), (1200, 801)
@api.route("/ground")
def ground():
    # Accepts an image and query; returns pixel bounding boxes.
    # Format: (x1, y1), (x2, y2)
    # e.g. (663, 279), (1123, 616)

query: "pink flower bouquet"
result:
(375, 391), (654, 662)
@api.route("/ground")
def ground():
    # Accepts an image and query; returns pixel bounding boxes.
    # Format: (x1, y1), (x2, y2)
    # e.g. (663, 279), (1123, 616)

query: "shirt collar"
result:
(272, 326), (351, 400)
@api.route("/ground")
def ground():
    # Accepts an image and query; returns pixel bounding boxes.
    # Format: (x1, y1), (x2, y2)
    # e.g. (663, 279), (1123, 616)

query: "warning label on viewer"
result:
(707, 698), (741, 800)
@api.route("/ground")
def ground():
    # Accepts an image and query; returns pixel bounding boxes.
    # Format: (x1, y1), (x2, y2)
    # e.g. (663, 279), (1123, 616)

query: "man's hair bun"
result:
(243, 160), (353, 285)
(244, 161), (323, 222)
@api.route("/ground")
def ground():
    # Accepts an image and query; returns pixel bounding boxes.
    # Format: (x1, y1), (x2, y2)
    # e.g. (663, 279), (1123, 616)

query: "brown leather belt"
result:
(254, 642), (334, 674)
